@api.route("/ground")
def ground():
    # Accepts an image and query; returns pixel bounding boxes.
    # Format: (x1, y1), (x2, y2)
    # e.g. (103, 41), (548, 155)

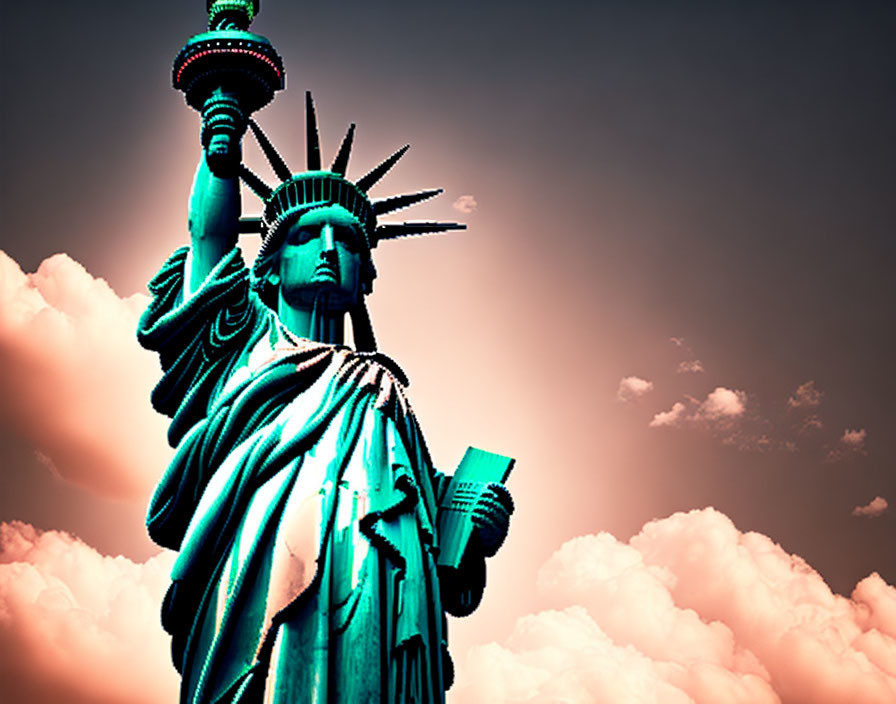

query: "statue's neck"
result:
(277, 294), (346, 345)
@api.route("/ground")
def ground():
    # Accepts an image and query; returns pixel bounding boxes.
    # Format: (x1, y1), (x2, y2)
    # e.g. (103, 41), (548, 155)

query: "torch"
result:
(173, 1), (285, 177)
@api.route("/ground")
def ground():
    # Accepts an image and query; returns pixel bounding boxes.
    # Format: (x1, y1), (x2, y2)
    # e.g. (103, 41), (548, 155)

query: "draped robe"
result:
(138, 247), (476, 704)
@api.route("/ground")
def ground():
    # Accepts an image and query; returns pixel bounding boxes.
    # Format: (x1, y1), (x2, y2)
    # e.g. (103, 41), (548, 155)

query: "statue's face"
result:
(277, 205), (364, 311)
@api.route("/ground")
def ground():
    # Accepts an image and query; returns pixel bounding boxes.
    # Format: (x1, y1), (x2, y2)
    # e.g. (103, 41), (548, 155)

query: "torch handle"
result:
(174, 1), (282, 176)
(201, 89), (247, 178)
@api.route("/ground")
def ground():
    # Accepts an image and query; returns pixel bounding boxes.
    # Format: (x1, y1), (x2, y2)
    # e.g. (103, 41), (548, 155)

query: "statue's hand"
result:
(470, 482), (514, 558)
(201, 91), (247, 178)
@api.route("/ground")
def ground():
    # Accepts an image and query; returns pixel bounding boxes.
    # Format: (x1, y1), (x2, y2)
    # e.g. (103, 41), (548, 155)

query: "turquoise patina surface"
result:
(140, 246), (480, 702)
(144, 4), (513, 701)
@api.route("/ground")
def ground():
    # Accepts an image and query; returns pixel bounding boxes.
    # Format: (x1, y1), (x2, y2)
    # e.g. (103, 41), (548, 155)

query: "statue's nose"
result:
(319, 224), (338, 264)
(320, 224), (336, 252)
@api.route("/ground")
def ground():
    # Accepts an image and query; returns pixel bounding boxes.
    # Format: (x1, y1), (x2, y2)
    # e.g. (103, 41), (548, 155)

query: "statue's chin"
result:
(281, 282), (358, 312)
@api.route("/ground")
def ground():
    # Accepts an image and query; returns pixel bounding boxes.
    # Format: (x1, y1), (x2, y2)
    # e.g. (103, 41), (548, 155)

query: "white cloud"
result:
(454, 508), (896, 704)
(5, 509), (896, 704)
(787, 381), (823, 409)
(677, 360), (705, 374)
(695, 387), (746, 421)
(852, 497), (889, 518)
(669, 337), (685, 347)
(0, 250), (171, 500)
(617, 376), (654, 402)
(452, 195), (478, 213)
(650, 388), (747, 431)
(0, 521), (177, 704)
(649, 401), (687, 428)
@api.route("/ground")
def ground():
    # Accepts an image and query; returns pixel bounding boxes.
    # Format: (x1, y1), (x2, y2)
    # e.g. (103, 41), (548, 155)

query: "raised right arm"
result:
(186, 148), (241, 297)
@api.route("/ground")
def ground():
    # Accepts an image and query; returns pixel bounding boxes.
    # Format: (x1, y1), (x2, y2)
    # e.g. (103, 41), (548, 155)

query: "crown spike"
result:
(372, 189), (443, 216)
(248, 119), (292, 182)
(374, 221), (466, 243)
(239, 164), (273, 200)
(356, 145), (410, 192)
(330, 123), (355, 176)
(305, 91), (321, 171)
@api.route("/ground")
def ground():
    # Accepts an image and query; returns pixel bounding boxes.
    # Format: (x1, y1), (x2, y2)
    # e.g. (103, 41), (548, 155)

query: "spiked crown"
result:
(241, 92), (464, 286)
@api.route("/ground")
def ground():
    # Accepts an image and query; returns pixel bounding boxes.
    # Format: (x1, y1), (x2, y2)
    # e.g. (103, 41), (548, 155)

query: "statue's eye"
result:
(287, 229), (316, 245)
(333, 226), (360, 252)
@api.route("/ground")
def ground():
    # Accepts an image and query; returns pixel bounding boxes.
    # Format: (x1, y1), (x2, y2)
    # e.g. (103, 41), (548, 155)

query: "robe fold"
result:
(138, 247), (474, 704)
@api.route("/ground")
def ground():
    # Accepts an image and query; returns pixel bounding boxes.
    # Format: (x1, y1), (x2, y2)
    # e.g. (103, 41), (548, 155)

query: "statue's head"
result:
(253, 203), (368, 311)
(251, 171), (377, 312)
(242, 92), (465, 349)
(279, 205), (367, 307)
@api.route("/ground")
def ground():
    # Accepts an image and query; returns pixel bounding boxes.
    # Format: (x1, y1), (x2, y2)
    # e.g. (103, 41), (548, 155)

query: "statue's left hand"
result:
(470, 482), (514, 558)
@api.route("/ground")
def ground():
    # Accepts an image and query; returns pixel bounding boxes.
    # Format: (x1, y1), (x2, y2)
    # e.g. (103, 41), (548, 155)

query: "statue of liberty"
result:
(138, 2), (514, 702)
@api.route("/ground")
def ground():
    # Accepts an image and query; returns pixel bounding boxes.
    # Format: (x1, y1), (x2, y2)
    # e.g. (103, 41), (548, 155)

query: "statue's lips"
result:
(312, 264), (338, 283)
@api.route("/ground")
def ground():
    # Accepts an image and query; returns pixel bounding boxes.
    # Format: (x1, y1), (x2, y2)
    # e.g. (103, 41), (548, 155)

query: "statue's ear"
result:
(361, 259), (377, 294)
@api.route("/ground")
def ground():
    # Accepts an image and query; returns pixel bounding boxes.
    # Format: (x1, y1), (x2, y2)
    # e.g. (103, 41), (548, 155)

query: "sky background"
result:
(1, 1), (895, 702)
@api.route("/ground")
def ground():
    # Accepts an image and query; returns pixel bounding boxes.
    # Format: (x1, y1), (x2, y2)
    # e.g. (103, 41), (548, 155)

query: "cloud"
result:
(787, 381), (823, 409)
(617, 376), (654, 402)
(798, 415), (823, 434)
(669, 337), (685, 347)
(33, 450), (63, 479)
(0, 521), (177, 704)
(650, 401), (687, 428)
(677, 360), (705, 374)
(695, 387), (746, 421)
(452, 195), (478, 213)
(651, 388), (747, 431)
(454, 508), (896, 704)
(5, 511), (895, 704)
(852, 497), (889, 518)
(0, 250), (171, 500)
(724, 433), (773, 453)
(827, 428), (868, 462)
(841, 428), (868, 448)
